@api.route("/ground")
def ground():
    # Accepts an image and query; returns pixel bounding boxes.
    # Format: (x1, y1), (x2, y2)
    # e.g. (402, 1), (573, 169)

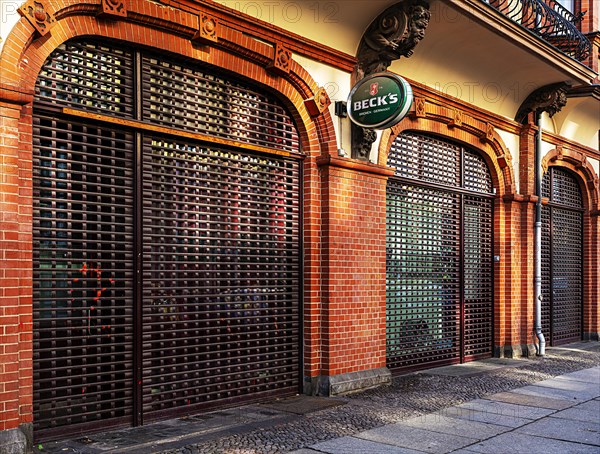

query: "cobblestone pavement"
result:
(160, 342), (600, 454)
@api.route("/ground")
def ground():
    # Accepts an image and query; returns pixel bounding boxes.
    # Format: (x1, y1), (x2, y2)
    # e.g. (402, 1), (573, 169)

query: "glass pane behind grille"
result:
(142, 56), (299, 153)
(142, 138), (300, 417)
(35, 41), (134, 117)
(386, 183), (461, 369)
(32, 115), (135, 432)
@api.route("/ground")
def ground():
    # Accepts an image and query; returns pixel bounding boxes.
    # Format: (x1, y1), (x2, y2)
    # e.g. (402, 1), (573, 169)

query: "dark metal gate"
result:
(386, 133), (494, 373)
(541, 168), (583, 346)
(33, 40), (301, 439)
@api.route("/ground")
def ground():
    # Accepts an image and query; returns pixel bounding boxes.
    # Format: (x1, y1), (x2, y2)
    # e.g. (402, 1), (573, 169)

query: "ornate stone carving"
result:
(352, 124), (378, 161)
(18, 0), (55, 37)
(305, 87), (331, 118)
(192, 13), (219, 44)
(268, 43), (292, 75)
(98, 0), (127, 18)
(354, 0), (431, 81)
(351, 0), (431, 159)
(515, 82), (571, 124)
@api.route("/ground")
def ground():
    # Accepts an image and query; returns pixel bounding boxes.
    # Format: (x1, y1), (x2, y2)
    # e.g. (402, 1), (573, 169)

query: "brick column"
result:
(0, 86), (34, 451)
(306, 156), (393, 396)
(584, 210), (600, 340)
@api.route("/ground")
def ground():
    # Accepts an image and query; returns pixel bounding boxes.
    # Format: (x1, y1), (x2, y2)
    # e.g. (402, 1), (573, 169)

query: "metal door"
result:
(32, 40), (301, 439)
(386, 133), (494, 373)
(541, 168), (583, 345)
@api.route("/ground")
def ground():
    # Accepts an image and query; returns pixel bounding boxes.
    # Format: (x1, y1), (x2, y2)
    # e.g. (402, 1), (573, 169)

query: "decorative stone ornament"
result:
(192, 13), (219, 44)
(98, 0), (127, 18)
(515, 82), (571, 124)
(18, 0), (55, 37)
(305, 87), (332, 118)
(354, 0), (431, 81)
(268, 43), (292, 75)
(351, 0), (431, 159)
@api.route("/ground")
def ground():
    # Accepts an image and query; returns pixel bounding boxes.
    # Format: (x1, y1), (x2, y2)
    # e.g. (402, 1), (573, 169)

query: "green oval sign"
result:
(347, 73), (413, 130)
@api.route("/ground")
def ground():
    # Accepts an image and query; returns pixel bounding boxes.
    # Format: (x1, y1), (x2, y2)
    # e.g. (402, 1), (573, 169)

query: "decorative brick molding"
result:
(304, 87), (331, 118)
(98, 0), (127, 18)
(268, 42), (292, 75)
(192, 13), (219, 44)
(18, 0), (56, 36)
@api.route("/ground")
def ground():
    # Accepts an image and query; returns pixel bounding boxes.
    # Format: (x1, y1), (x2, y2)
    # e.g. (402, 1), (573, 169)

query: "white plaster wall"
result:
(496, 129), (520, 194)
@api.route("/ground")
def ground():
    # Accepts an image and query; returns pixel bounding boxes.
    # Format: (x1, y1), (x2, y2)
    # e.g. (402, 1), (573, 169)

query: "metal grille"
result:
(142, 56), (299, 153)
(541, 168), (583, 345)
(35, 41), (134, 117)
(142, 137), (300, 419)
(463, 196), (493, 359)
(32, 115), (135, 435)
(386, 184), (461, 369)
(386, 132), (493, 372)
(388, 133), (460, 187)
(33, 38), (301, 439)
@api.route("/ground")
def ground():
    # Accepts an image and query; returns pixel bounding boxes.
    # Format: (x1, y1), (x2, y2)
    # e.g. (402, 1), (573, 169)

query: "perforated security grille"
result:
(33, 39), (301, 439)
(142, 56), (299, 153)
(35, 41), (134, 117)
(386, 132), (493, 373)
(142, 138), (300, 418)
(33, 115), (135, 435)
(541, 168), (583, 346)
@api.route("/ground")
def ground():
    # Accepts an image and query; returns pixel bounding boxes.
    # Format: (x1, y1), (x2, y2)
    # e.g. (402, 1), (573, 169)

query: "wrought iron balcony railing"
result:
(485, 0), (591, 62)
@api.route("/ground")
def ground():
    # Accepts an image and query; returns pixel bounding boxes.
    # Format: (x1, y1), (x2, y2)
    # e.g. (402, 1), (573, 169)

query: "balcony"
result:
(485, 0), (591, 62)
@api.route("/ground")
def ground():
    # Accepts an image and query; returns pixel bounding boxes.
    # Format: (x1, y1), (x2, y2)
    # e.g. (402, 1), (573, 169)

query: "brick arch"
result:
(542, 148), (600, 212)
(0, 1), (337, 157)
(378, 116), (516, 198)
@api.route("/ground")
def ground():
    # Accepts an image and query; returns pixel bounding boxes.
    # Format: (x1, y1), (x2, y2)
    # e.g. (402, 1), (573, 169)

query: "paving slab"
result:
(309, 436), (424, 454)
(533, 377), (600, 399)
(422, 358), (530, 377)
(549, 399), (600, 423)
(486, 391), (575, 410)
(399, 413), (511, 439)
(445, 398), (555, 422)
(516, 415), (600, 446)
(455, 432), (600, 454)
(511, 383), (596, 402)
(356, 423), (478, 453)
(558, 367), (600, 385)
(439, 405), (533, 428)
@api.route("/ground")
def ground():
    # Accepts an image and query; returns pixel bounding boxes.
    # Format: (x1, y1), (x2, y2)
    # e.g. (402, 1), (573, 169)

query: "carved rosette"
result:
(98, 0), (127, 18)
(268, 43), (292, 75)
(18, 0), (55, 36)
(192, 13), (219, 44)
(304, 87), (331, 118)
(351, 0), (431, 160)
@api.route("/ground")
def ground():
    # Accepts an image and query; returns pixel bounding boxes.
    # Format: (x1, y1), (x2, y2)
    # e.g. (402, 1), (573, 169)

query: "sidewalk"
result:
(34, 342), (600, 454)
(291, 366), (600, 454)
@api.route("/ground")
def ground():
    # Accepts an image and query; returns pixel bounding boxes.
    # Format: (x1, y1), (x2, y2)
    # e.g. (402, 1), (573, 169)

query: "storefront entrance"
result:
(33, 40), (302, 440)
(386, 132), (494, 373)
(541, 167), (584, 345)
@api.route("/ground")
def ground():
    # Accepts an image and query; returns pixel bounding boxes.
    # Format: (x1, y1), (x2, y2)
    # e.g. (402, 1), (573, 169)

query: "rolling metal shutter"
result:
(386, 133), (493, 373)
(541, 168), (583, 345)
(33, 40), (301, 439)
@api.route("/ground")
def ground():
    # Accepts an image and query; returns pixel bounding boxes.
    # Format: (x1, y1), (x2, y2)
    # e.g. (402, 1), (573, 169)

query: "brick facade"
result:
(0, 0), (598, 447)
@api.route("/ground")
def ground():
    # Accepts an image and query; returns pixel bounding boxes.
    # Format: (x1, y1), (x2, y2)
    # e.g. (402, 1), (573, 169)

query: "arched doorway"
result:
(32, 39), (302, 439)
(386, 132), (494, 373)
(541, 167), (584, 345)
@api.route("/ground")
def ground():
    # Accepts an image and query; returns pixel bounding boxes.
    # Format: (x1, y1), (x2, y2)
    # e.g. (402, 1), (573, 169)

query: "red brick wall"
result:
(317, 156), (392, 376)
(0, 99), (33, 431)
